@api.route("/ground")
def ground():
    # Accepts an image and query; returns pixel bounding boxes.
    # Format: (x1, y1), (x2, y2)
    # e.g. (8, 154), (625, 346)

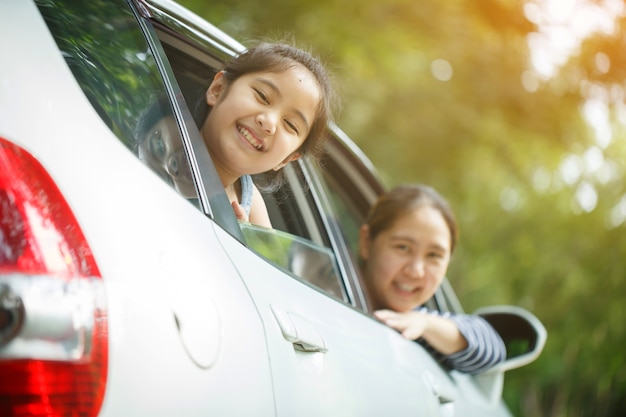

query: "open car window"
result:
(240, 223), (344, 299)
(147, 12), (355, 303)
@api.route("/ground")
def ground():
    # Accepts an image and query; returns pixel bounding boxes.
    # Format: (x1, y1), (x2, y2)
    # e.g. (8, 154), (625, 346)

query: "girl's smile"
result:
(237, 124), (265, 151)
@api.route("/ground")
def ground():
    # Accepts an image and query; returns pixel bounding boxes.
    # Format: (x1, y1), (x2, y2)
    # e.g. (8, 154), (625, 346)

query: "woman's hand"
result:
(374, 309), (468, 355)
(373, 309), (430, 340)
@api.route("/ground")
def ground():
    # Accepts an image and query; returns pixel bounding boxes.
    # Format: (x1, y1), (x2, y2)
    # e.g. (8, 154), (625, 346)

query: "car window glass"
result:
(36, 0), (199, 205)
(313, 164), (372, 309)
(321, 174), (364, 258)
(240, 223), (344, 299)
(315, 138), (381, 262)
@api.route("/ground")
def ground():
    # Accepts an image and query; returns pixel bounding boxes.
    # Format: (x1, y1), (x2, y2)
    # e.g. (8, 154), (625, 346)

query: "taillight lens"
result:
(0, 137), (107, 417)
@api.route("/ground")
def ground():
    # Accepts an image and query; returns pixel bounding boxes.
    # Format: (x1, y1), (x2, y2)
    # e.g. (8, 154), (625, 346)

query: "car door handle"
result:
(270, 304), (328, 353)
(424, 371), (455, 417)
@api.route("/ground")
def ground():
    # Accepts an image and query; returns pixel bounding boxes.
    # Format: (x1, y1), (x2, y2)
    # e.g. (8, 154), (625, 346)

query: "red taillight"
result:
(0, 137), (107, 417)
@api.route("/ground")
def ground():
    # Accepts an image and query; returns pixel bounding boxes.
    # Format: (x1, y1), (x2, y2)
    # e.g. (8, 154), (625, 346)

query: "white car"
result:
(0, 0), (546, 416)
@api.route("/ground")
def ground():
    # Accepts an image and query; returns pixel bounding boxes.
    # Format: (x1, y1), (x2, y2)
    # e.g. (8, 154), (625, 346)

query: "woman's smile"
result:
(394, 281), (420, 295)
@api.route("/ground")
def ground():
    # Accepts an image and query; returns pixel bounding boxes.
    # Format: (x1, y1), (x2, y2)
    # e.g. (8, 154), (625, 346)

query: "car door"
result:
(215, 224), (445, 417)
(208, 162), (452, 416)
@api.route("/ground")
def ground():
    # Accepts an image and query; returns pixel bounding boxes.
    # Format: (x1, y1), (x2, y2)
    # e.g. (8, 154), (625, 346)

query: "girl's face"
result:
(359, 206), (452, 312)
(202, 64), (320, 182)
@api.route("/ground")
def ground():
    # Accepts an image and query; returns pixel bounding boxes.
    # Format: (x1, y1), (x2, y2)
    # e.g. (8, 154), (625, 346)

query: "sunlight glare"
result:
(431, 59), (453, 81)
(608, 195), (626, 227)
(582, 98), (612, 148)
(559, 153), (582, 185)
(524, 0), (622, 78)
(532, 166), (552, 193)
(582, 146), (604, 175)
(500, 186), (521, 212)
(574, 181), (597, 213)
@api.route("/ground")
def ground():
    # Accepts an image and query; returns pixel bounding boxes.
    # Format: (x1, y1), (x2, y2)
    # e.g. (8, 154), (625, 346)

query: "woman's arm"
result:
(374, 309), (467, 354)
(374, 308), (506, 374)
(443, 313), (506, 374)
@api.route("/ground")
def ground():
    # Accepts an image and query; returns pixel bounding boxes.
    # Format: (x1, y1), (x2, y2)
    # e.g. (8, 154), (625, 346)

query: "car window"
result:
(240, 223), (344, 299)
(36, 0), (200, 206)
(148, 19), (352, 302)
(253, 162), (349, 301)
(298, 134), (387, 311)
(319, 166), (365, 259)
(317, 132), (386, 253)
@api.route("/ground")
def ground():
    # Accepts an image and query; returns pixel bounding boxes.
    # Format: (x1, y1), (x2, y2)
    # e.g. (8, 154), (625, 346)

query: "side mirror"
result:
(471, 305), (547, 405)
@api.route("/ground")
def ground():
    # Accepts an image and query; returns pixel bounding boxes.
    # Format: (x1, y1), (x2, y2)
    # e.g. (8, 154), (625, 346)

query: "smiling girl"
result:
(200, 42), (336, 227)
(359, 184), (506, 374)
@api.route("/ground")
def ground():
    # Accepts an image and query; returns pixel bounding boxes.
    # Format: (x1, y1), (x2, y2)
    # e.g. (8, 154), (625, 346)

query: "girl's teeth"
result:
(239, 126), (262, 150)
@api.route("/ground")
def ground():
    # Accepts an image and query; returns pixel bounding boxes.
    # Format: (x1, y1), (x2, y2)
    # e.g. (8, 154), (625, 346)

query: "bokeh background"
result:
(177, 1), (626, 416)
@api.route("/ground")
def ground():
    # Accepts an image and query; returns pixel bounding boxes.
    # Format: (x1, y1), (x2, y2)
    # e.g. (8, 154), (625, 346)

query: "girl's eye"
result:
(285, 120), (300, 135)
(253, 88), (269, 104)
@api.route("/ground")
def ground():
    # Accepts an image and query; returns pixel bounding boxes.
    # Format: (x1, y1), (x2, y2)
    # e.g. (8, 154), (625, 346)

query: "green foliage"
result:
(179, 0), (626, 415)
(37, 0), (164, 150)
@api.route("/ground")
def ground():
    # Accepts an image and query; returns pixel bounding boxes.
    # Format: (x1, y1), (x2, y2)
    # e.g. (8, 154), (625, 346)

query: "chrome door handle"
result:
(424, 371), (455, 417)
(270, 304), (328, 353)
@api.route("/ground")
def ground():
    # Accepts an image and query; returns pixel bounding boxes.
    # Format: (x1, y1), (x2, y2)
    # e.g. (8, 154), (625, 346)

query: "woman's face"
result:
(202, 64), (320, 182)
(359, 205), (452, 312)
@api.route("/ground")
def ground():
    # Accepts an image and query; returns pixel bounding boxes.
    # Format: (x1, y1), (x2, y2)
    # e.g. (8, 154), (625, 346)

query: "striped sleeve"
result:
(416, 307), (507, 375)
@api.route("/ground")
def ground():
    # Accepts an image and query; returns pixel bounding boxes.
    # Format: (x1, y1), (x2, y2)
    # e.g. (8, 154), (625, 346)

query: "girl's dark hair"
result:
(198, 41), (338, 191)
(365, 184), (459, 253)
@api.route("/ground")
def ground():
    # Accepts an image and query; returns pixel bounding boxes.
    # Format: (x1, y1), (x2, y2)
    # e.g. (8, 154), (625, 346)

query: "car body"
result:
(0, 0), (546, 416)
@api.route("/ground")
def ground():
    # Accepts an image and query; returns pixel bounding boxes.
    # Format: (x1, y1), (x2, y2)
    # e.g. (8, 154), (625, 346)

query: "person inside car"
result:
(198, 42), (337, 228)
(135, 96), (197, 200)
(358, 184), (506, 374)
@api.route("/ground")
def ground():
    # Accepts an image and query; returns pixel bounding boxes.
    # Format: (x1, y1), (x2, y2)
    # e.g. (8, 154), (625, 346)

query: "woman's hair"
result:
(198, 41), (338, 191)
(364, 184), (459, 253)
